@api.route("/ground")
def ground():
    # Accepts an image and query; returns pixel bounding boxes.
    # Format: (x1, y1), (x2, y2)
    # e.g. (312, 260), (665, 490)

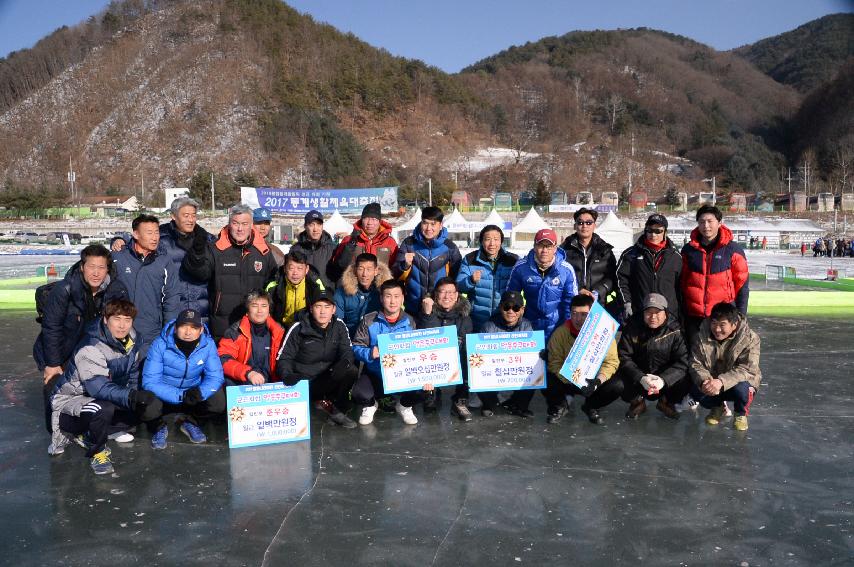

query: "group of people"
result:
(34, 198), (760, 476)
(811, 237), (852, 257)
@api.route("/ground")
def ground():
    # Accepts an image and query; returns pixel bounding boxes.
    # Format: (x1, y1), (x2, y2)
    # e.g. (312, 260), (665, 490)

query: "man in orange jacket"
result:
(218, 290), (285, 385)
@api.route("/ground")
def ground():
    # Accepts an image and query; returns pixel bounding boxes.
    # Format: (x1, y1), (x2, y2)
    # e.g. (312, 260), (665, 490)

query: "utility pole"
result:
(428, 177), (433, 206)
(140, 170), (144, 208)
(210, 173), (215, 212)
(67, 158), (76, 216)
(786, 167), (794, 211)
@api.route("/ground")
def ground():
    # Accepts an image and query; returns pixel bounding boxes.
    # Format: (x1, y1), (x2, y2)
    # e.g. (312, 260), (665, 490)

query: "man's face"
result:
(81, 255), (109, 291)
(643, 307), (667, 329)
(575, 214), (596, 239)
(501, 303), (523, 326)
(710, 317), (737, 341)
(361, 216), (380, 237)
(254, 221), (271, 239)
(173, 205), (197, 235)
(247, 299), (270, 324)
(310, 300), (335, 327)
(570, 305), (591, 329)
(697, 213), (721, 242)
(481, 230), (502, 257)
(645, 224), (666, 245)
(230, 213), (253, 243)
(435, 283), (458, 310)
(381, 287), (403, 315)
(285, 260), (309, 286)
(304, 221), (323, 241)
(355, 260), (377, 288)
(534, 240), (556, 266)
(133, 221), (160, 255)
(175, 323), (203, 341)
(420, 218), (442, 240)
(105, 314), (133, 340)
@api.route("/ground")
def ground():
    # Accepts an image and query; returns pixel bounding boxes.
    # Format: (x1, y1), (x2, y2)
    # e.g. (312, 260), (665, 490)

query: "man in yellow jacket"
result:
(545, 294), (620, 425)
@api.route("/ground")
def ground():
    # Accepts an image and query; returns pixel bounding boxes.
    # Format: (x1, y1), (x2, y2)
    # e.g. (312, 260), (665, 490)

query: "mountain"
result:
(734, 14), (854, 94)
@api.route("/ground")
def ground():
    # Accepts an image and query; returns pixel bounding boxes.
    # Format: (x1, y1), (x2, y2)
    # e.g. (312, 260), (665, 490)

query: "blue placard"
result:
(558, 302), (620, 387)
(377, 326), (463, 394)
(466, 331), (546, 392)
(241, 186), (398, 215)
(226, 381), (311, 449)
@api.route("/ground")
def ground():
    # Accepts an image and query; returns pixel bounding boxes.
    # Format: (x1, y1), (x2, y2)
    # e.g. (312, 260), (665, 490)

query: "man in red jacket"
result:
(680, 205), (749, 347)
(218, 290), (285, 385)
(329, 203), (398, 281)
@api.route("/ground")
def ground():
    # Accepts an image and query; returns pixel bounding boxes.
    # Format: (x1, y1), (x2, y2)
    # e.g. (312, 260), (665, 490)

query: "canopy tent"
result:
(442, 208), (469, 232)
(596, 212), (634, 256)
(324, 210), (356, 236)
(482, 208), (508, 230)
(511, 207), (549, 248)
(391, 209), (421, 242)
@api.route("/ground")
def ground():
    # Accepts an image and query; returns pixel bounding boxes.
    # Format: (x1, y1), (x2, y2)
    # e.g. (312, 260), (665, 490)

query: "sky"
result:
(0, 0), (851, 71)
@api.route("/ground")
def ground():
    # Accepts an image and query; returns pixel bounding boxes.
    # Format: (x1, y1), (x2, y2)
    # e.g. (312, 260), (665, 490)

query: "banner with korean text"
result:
(226, 381), (310, 449)
(466, 331), (546, 392)
(378, 326), (463, 394)
(241, 186), (398, 215)
(558, 302), (620, 388)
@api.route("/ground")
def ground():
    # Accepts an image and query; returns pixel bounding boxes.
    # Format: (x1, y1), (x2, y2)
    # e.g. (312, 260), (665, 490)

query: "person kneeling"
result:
(275, 290), (359, 429)
(545, 294), (619, 425)
(605, 293), (690, 420)
(143, 309), (225, 448)
(690, 302), (761, 431)
(219, 291), (285, 386)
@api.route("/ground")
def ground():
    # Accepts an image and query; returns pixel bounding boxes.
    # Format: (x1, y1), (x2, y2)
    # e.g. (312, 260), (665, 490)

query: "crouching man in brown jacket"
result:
(690, 302), (761, 431)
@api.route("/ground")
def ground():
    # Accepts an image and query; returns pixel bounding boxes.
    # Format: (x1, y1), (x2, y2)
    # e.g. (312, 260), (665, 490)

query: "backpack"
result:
(35, 281), (70, 324)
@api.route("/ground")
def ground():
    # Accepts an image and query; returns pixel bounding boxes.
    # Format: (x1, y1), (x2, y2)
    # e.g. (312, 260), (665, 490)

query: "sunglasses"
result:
(501, 304), (522, 312)
(645, 228), (665, 234)
(576, 220), (595, 226)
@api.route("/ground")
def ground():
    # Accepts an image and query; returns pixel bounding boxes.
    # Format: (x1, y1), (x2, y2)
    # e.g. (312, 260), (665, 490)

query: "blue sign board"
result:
(241, 186), (398, 215)
(226, 381), (311, 449)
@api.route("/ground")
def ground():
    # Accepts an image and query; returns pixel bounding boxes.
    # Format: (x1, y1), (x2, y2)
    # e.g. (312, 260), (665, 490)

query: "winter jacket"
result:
(560, 233), (617, 304)
(616, 236), (682, 320)
(334, 261), (392, 337)
(329, 219), (398, 281)
(394, 227), (463, 314)
(269, 265), (331, 328)
(506, 247), (578, 338)
(274, 309), (355, 384)
(456, 248), (519, 331)
(290, 230), (336, 284)
(617, 317), (689, 386)
(479, 314), (534, 333)
(33, 261), (128, 370)
(690, 313), (761, 391)
(352, 310), (417, 376)
(49, 319), (140, 451)
(218, 315), (286, 383)
(112, 242), (182, 353)
(547, 320), (619, 384)
(142, 320), (224, 405)
(182, 227), (278, 340)
(680, 225), (749, 318)
(417, 296), (473, 352)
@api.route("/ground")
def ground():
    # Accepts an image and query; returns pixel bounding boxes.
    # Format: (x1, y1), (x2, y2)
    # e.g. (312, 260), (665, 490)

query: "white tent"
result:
(483, 208), (508, 230)
(324, 210), (356, 236)
(392, 209), (421, 242)
(442, 208), (469, 232)
(511, 207), (549, 248)
(596, 212), (634, 256)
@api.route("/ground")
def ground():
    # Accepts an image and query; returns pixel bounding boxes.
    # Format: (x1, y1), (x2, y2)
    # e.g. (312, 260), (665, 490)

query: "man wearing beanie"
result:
(289, 210), (336, 285)
(329, 202), (398, 282)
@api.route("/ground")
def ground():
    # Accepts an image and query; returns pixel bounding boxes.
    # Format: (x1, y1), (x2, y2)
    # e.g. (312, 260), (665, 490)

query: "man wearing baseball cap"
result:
(289, 209), (336, 285)
(329, 202), (398, 282)
(253, 207), (285, 268)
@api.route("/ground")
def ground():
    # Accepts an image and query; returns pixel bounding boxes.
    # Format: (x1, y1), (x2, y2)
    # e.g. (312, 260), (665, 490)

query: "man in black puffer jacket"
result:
(275, 290), (358, 428)
(289, 210), (337, 286)
(560, 208), (618, 313)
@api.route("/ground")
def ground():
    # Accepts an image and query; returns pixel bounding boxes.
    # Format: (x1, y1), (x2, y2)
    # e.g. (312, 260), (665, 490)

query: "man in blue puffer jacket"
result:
(394, 206), (462, 315)
(456, 224), (519, 331)
(142, 309), (224, 449)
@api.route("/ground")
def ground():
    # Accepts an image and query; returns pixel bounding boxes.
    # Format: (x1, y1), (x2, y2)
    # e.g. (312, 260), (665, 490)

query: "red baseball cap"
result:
(534, 228), (558, 245)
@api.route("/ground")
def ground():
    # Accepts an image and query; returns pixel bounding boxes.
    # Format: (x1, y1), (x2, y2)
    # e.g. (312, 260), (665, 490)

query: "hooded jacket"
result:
(269, 265), (331, 328)
(680, 225), (749, 318)
(560, 232), (617, 304)
(456, 247), (519, 331)
(329, 219), (398, 281)
(142, 320), (224, 405)
(290, 229), (336, 284)
(33, 261), (129, 370)
(690, 313), (761, 391)
(218, 315), (286, 383)
(333, 261), (392, 337)
(617, 317), (689, 386)
(506, 247), (578, 338)
(616, 235), (682, 320)
(274, 309), (355, 384)
(417, 296), (473, 352)
(394, 226), (463, 314)
(352, 310), (417, 376)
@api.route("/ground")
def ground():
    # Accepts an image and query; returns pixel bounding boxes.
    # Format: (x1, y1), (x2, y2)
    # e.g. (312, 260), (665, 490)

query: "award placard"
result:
(377, 326), (463, 394)
(466, 331), (546, 392)
(226, 381), (310, 449)
(558, 302), (619, 387)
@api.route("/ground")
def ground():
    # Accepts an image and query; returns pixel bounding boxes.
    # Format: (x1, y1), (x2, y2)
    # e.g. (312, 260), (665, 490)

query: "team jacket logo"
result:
(223, 263), (237, 267)
(254, 261), (263, 273)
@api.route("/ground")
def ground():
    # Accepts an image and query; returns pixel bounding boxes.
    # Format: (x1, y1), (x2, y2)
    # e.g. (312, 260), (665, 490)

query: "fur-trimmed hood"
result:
(340, 261), (392, 296)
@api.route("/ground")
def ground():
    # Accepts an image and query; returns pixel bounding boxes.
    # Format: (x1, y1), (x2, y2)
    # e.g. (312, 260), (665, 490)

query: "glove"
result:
(579, 377), (601, 396)
(539, 349), (548, 361)
(623, 304), (633, 319)
(128, 389), (156, 413)
(640, 374), (665, 393)
(182, 387), (203, 407)
(192, 228), (207, 254)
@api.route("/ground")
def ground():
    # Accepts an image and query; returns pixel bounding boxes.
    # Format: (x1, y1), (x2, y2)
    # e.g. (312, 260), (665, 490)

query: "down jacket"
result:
(329, 219), (399, 281)
(333, 261), (392, 337)
(560, 232), (617, 304)
(616, 236), (682, 320)
(142, 320), (224, 405)
(456, 248), (519, 331)
(417, 296), (473, 352)
(690, 313), (761, 391)
(33, 261), (129, 370)
(352, 311), (417, 377)
(680, 225), (749, 318)
(395, 226), (462, 314)
(274, 309), (355, 384)
(506, 247), (578, 337)
(289, 229), (337, 284)
(218, 315), (286, 383)
(617, 317), (689, 386)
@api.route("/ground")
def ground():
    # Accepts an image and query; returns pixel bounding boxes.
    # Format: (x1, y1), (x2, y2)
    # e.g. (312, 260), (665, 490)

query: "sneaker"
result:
(500, 400), (533, 418)
(451, 399), (473, 422)
(722, 403), (733, 417)
(74, 434), (111, 456)
(581, 403), (605, 426)
(359, 402), (379, 425)
(395, 401), (418, 425)
(481, 407), (495, 417)
(422, 390), (439, 413)
(656, 397), (680, 420)
(151, 425), (168, 450)
(705, 405), (725, 426)
(90, 450), (114, 475)
(328, 409), (357, 429)
(733, 415), (749, 431)
(108, 431), (135, 443)
(674, 394), (699, 413)
(179, 420), (207, 444)
(625, 397), (646, 419)
(547, 403), (569, 424)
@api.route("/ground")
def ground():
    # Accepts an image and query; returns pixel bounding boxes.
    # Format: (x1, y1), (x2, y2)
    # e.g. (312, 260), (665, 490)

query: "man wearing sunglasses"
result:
(560, 208), (618, 314)
(616, 214), (682, 323)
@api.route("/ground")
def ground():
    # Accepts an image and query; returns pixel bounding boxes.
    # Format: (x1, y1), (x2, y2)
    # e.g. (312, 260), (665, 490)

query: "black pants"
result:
(544, 373), (623, 411)
(597, 370), (691, 406)
(58, 400), (136, 457)
(308, 365), (358, 411)
(683, 316), (704, 350)
(147, 386), (227, 429)
(351, 371), (422, 408)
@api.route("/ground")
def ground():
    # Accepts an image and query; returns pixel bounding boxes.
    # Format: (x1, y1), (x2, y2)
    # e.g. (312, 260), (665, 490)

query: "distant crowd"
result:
(811, 237), (853, 257)
(34, 198), (760, 475)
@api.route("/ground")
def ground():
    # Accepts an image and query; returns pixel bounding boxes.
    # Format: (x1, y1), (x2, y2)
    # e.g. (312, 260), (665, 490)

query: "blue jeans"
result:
(691, 381), (755, 415)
